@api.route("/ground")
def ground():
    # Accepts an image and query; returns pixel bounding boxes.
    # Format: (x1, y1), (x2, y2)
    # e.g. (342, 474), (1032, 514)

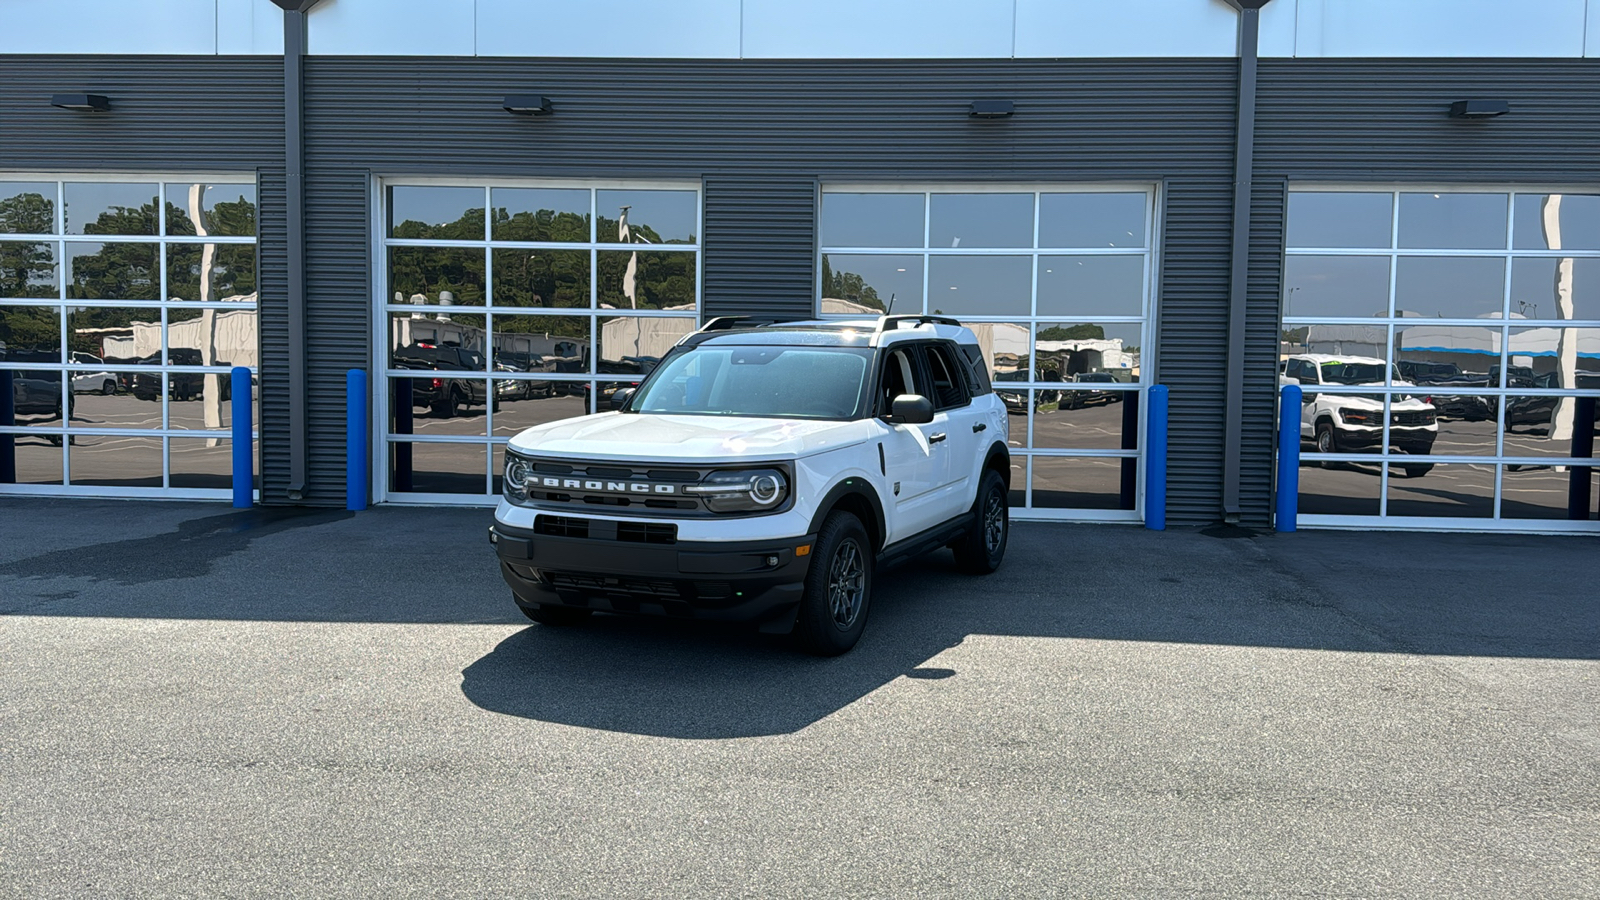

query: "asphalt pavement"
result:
(2, 498), (1597, 898)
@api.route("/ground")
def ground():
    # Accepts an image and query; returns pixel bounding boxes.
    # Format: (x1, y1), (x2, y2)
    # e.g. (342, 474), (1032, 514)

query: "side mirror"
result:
(887, 393), (934, 425)
(610, 387), (635, 410)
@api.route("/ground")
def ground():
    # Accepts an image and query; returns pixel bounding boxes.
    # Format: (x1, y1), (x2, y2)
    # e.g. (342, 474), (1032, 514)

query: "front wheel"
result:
(1400, 462), (1433, 478)
(794, 511), (873, 656)
(101, 379), (116, 395)
(952, 470), (1009, 574)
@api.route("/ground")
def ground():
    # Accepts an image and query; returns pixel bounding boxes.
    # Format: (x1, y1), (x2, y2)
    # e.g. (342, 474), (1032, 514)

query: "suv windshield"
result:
(1320, 362), (1391, 385)
(630, 345), (871, 419)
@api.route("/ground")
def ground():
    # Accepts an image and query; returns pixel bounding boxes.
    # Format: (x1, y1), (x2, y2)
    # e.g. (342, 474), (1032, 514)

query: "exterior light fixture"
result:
(1448, 100), (1510, 119)
(969, 100), (1014, 119)
(50, 93), (110, 112)
(503, 94), (553, 116)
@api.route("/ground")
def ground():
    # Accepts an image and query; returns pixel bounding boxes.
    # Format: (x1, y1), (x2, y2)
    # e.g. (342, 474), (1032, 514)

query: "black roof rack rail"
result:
(878, 315), (960, 332)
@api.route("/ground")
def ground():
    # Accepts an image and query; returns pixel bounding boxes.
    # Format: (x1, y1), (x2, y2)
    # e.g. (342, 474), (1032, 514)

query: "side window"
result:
(958, 344), (992, 395)
(923, 343), (971, 411)
(877, 347), (919, 415)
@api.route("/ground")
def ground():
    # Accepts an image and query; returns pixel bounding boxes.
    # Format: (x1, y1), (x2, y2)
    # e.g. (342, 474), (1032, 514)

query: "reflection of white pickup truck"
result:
(1281, 354), (1438, 477)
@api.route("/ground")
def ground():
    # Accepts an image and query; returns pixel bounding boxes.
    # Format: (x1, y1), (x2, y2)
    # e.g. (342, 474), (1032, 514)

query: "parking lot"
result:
(2, 499), (1596, 897)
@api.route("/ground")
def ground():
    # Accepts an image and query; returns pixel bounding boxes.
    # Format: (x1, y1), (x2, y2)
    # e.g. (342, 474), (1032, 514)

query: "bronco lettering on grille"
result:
(539, 475), (677, 495)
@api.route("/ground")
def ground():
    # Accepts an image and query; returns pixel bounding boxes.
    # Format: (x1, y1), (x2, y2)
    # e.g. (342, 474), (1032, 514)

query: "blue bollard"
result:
(1145, 384), (1168, 530)
(231, 367), (252, 508)
(1276, 384), (1302, 532)
(347, 369), (368, 511)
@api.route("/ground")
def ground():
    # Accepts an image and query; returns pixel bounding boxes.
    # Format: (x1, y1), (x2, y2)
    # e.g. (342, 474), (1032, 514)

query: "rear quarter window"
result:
(957, 344), (992, 395)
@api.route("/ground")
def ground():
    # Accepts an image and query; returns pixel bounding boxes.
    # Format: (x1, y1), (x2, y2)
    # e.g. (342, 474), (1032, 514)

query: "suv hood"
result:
(507, 412), (875, 463)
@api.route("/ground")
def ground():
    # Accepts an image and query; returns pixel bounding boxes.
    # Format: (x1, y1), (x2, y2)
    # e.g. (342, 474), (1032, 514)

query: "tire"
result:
(433, 389), (461, 419)
(1314, 420), (1337, 467)
(516, 602), (593, 626)
(1400, 463), (1433, 478)
(101, 379), (115, 395)
(952, 469), (1009, 575)
(794, 511), (873, 656)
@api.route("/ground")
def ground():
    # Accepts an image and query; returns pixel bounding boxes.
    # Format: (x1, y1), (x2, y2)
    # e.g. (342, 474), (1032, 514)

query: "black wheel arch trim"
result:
(807, 477), (888, 552)
(983, 441), (1011, 489)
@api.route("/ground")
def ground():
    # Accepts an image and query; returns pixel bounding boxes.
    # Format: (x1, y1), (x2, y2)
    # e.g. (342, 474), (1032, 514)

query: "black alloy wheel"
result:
(795, 510), (873, 656)
(952, 469), (1009, 574)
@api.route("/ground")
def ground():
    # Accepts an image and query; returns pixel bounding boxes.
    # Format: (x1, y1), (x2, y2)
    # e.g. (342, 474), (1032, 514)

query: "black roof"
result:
(682, 326), (874, 348)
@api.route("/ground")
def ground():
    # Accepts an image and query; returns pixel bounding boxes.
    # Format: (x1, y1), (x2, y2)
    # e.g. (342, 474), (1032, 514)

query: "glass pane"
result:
(488, 314), (589, 375)
(492, 188), (591, 242)
(1502, 395), (1599, 460)
(819, 193), (924, 249)
(1283, 323), (1389, 362)
(1500, 465), (1596, 520)
(1296, 387), (1384, 459)
(388, 186), (484, 240)
(491, 383), (587, 436)
(168, 373), (254, 432)
(389, 441), (487, 494)
(1397, 192), (1508, 250)
(1033, 387), (1138, 450)
(67, 306), (160, 367)
(1506, 327), (1600, 388)
(65, 375), (160, 430)
(389, 246), (486, 307)
(69, 433), (162, 487)
(491, 248), (589, 308)
(1037, 255), (1144, 318)
(927, 255), (1030, 317)
(170, 437), (253, 490)
(1427, 406), (1498, 457)
(928, 193), (1033, 249)
(1513, 194), (1600, 251)
(65, 242), (158, 301)
(1, 368), (65, 425)
(164, 184), (257, 237)
(389, 320), (489, 373)
(64, 183), (157, 235)
(1029, 456), (1135, 510)
(0, 182), (56, 234)
(388, 375), (489, 434)
(820, 254), (922, 315)
(1, 436), (63, 485)
(1395, 323), (1499, 385)
(1297, 461), (1381, 516)
(1395, 256), (1505, 319)
(597, 250), (695, 311)
(1386, 462), (1494, 518)
(1510, 257), (1600, 322)
(1033, 323), (1141, 382)
(0, 305), (63, 359)
(165, 307), (256, 370)
(1286, 192), (1393, 249)
(166, 243), (256, 302)
(0, 242), (58, 298)
(597, 190), (697, 245)
(1283, 255), (1390, 318)
(597, 316), (694, 373)
(960, 320), (1028, 386)
(1038, 192), (1146, 249)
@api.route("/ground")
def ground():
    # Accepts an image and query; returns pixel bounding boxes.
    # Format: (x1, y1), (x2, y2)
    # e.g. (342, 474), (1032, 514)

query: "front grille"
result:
(522, 458), (712, 515)
(535, 515), (677, 544)
(1393, 411), (1434, 426)
(534, 515), (590, 539)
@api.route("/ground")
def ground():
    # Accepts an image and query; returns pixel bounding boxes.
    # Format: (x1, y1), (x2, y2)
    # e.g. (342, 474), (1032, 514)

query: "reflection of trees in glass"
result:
(494, 315), (588, 340)
(597, 214), (690, 245)
(820, 257), (885, 310)
(0, 307), (60, 355)
(167, 194), (257, 238)
(493, 207), (589, 243)
(0, 191), (54, 234)
(597, 251), (694, 310)
(68, 244), (157, 301)
(492, 250), (589, 308)
(168, 244), (256, 301)
(393, 207), (485, 242)
(1, 194), (59, 300)
(81, 203), (158, 236)
(1038, 324), (1105, 341)
(1282, 326), (1309, 346)
(390, 248), (485, 305)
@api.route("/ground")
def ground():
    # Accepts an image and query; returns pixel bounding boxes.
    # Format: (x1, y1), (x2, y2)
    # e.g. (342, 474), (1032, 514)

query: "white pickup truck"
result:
(1282, 353), (1438, 477)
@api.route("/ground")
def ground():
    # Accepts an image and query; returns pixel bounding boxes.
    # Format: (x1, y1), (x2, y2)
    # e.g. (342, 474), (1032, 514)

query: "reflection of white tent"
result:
(1036, 338), (1128, 372)
(1298, 324), (1386, 359)
(599, 303), (697, 361)
(96, 297), (259, 367)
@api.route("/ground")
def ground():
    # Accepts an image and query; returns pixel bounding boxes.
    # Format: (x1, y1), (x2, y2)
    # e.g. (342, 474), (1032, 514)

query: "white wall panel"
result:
(476, 0), (739, 58)
(741, 0), (1014, 59)
(217, 0), (284, 55)
(1257, 0), (1298, 58)
(1291, 0), (1586, 58)
(1016, 0), (1238, 58)
(0, 0), (218, 54)
(307, 0), (476, 56)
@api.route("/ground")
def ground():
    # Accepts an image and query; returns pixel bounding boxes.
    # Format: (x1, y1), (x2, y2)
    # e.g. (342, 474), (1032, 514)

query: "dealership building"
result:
(2, 0), (1598, 532)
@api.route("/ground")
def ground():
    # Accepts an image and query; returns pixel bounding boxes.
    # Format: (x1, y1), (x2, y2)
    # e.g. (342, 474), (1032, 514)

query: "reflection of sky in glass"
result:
(820, 193), (924, 248)
(1286, 192), (1392, 249)
(1039, 193), (1146, 249)
(491, 187), (590, 241)
(929, 193), (1033, 248)
(1283, 255), (1390, 318)
(1395, 256), (1504, 319)
(1037, 256), (1144, 317)
(1398, 193), (1507, 250)
(64, 183), (157, 235)
(1513, 194), (1600, 251)
(1511, 257), (1600, 321)
(820, 254), (922, 313)
(597, 190), (697, 244)
(389, 186), (483, 235)
(927, 256), (1031, 317)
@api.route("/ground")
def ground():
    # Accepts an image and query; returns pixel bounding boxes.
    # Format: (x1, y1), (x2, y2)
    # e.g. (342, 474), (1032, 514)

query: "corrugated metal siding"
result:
(703, 177), (816, 319)
(1244, 178), (1286, 525)
(301, 170), (371, 506)
(302, 57), (1239, 522)
(257, 168), (289, 499)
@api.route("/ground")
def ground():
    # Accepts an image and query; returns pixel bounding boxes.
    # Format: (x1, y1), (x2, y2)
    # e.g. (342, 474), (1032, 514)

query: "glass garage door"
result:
(377, 181), (700, 503)
(817, 185), (1156, 521)
(1283, 188), (1600, 529)
(0, 177), (259, 498)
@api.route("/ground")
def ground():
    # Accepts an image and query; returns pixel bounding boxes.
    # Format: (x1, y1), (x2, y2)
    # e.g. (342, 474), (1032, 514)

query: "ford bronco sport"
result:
(490, 315), (1013, 655)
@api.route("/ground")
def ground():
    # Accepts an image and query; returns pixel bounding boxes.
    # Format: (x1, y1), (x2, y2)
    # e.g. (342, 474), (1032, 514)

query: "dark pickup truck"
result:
(395, 345), (491, 418)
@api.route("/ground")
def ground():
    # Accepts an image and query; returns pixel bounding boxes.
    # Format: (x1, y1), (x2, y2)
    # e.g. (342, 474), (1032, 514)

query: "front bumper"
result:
(490, 521), (817, 631)
(1335, 426), (1436, 454)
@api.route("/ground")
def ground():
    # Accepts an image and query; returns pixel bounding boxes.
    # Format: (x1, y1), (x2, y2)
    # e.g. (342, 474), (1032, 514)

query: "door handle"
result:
(972, 423), (987, 433)
(929, 432), (947, 444)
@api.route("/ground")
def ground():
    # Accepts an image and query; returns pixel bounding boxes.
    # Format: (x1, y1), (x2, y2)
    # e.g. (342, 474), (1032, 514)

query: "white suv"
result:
(1282, 354), (1438, 477)
(490, 315), (1013, 655)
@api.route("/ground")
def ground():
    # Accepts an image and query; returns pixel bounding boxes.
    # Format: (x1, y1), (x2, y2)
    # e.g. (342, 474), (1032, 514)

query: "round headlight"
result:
(506, 458), (531, 487)
(750, 473), (781, 505)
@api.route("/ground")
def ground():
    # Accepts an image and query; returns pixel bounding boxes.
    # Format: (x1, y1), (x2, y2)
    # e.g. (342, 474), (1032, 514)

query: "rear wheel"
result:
(1400, 462), (1433, 478)
(516, 602), (593, 626)
(101, 379), (116, 395)
(794, 511), (872, 656)
(952, 469), (1008, 574)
